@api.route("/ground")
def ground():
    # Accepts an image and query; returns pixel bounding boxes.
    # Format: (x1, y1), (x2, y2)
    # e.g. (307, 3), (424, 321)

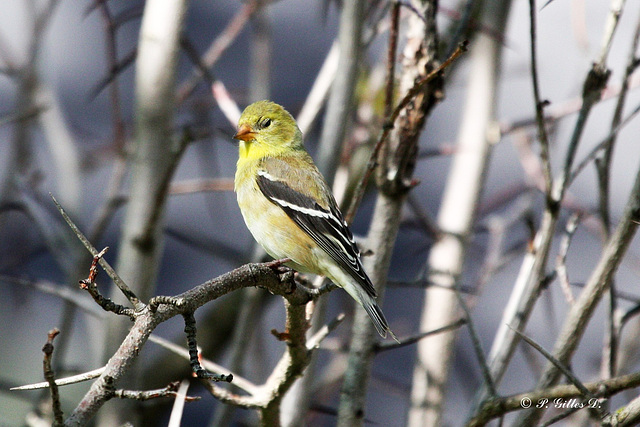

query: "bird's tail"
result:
(348, 284), (399, 343)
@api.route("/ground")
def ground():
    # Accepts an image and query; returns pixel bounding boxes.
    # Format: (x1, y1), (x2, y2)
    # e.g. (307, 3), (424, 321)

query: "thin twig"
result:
(79, 247), (136, 319)
(50, 194), (143, 310)
(113, 380), (199, 402)
(42, 328), (63, 426)
(11, 367), (105, 391)
(510, 327), (592, 399)
(296, 41), (340, 134)
(456, 291), (497, 398)
(167, 380), (192, 427)
(87, 0), (132, 245)
(211, 80), (242, 127)
(555, 213), (581, 304)
(528, 0), (552, 196)
(177, 0), (262, 103)
(513, 326), (609, 423)
(315, 0), (365, 183)
(553, 64), (610, 202)
(169, 178), (234, 194)
(306, 313), (346, 350)
(383, 1), (400, 120)
(182, 312), (232, 382)
(597, 0), (627, 67)
(345, 40), (468, 223)
(568, 101), (640, 186)
(0, 274), (104, 317)
(376, 318), (466, 352)
(147, 334), (257, 394)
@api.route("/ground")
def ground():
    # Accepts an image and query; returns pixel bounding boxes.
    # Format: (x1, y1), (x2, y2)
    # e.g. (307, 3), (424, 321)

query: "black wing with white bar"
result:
(256, 170), (377, 298)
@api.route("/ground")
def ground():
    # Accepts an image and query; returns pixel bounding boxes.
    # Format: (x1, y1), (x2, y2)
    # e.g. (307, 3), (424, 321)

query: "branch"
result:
(11, 367), (105, 391)
(176, 0), (263, 103)
(42, 328), (63, 426)
(315, 0), (365, 183)
(518, 161), (640, 425)
(375, 318), (466, 352)
(51, 195), (142, 310)
(64, 261), (312, 426)
(528, 0), (552, 196)
(98, 5), (191, 422)
(468, 370), (640, 426)
(410, 0), (508, 423)
(345, 40), (467, 223)
(603, 392), (640, 426)
(146, 333), (258, 394)
(340, 2), (446, 425)
(113, 381), (200, 402)
(296, 42), (340, 135)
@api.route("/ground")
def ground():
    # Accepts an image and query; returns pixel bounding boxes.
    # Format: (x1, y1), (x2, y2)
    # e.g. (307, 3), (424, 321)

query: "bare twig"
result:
(11, 367), (105, 391)
(595, 1), (638, 235)
(501, 72), (640, 136)
(169, 178), (234, 194)
(86, 1), (133, 245)
(518, 161), (640, 425)
(568, 102), (640, 188)
(376, 318), (466, 352)
(457, 291), (497, 398)
(383, 1), (400, 121)
(0, 274), (104, 317)
(510, 327), (593, 400)
(553, 65), (611, 202)
(597, 8), (640, 385)
(345, 40), (467, 223)
(200, 298), (313, 424)
(113, 380), (199, 402)
(483, 4), (620, 418)
(212, 80), (242, 127)
(556, 213), (581, 304)
(79, 247), (136, 319)
(468, 370), (640, 426)
(296, 41), (340, 134)
(306, 313), (346, 350)
(316, 0), (365, 183)
(528, 0), (552, 196)
(147, 334), (258, 394)
(597, 0), (627, 67)
(182, 312), (232, 382)
(410, 1), (507, 423)
(342, 2), (446, 424)
(42, 328), (63, 426)
(63, 260), (312, 425)
(51, 194), (142, 310)
(167, 380), (192, 427)
(177, 0), (262, 103)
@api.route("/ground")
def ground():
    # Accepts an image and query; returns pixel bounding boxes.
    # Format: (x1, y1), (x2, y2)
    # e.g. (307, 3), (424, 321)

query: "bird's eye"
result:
(260, 118), (272, 128)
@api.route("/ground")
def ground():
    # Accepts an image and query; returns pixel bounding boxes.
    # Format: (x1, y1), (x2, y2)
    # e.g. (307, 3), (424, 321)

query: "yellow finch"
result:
(233, 100), (396, 340)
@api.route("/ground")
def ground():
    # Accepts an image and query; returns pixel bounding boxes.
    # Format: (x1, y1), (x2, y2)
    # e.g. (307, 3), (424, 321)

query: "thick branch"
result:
(64, 262), (309, 426)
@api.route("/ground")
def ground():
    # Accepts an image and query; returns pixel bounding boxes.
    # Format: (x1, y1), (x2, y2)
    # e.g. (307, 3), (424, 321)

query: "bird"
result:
(233, 100), (397, 341)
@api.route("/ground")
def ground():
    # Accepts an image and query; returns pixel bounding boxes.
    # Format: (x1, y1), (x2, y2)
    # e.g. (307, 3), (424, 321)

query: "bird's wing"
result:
(256, 159), (377, 298)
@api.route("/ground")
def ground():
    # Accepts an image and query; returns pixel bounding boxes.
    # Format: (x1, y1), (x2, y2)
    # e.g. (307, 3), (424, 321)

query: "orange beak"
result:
(233, 124), (256, 142)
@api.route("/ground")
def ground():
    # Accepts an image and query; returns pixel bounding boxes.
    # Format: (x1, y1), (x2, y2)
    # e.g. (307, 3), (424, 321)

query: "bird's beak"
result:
(233, 124), (255, 142)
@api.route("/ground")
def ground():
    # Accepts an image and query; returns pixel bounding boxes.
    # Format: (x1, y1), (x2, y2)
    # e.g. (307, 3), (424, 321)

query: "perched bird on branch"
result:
(233, 100), (397, 341)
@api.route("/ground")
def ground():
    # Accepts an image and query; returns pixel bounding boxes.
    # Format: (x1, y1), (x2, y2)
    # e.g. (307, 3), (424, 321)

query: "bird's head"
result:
(234, 101), (303, 160)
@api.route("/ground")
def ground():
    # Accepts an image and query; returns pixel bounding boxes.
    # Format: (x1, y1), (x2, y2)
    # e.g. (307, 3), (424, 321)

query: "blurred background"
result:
(2, 0), (640, 425)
